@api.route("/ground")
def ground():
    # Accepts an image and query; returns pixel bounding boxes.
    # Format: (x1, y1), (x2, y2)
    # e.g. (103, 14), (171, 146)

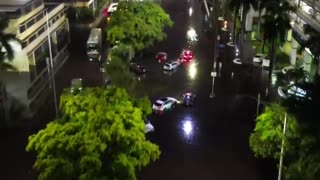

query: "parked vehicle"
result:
(180, 50), (194, 63)
(156, 52), (167, 63)
(87, 28), (102, 61)
(107, 3), (118, 22)
(70, 78), (83, 94)
(163, 61), (180, 70)
(145, 120), (154, 133)
(152, 97), (178, 114)
(130, 62), (146, 74)
(253, 53), (265, 64)
(182, 92), (196, 107)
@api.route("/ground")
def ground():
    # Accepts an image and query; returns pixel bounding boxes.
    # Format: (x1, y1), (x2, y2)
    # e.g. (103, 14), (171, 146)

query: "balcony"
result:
(288, 0), (320, 32)
(22, 11), (67, 53)
(300, 0), (320, 11)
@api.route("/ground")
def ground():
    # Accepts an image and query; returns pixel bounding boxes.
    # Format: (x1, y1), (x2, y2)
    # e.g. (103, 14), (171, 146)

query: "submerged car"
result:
(180, 50), (194, 63)
(70, 78), (83, 94)
(253, 54), (265, 64)
(145, 120), (154, 133)
(156, 52), (167, 63)
(163, 61), (180, 71)
(130, 62), (146, 74)
(183, 92), (197, 106)
(152, 97), (178, 114)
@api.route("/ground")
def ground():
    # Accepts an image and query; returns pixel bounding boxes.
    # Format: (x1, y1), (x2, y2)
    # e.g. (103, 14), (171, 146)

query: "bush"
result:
(275, 52), (291, 70)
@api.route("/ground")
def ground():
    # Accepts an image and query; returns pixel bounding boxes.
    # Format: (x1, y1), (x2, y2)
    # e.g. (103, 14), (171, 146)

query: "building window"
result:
(34, 41), (49, 75)
(36, 13), (44, 21)
(19, 25), (26, 33)
(28, 54), (37, 81)
(26, 19), (34, 28)
(21, 41), (28, 49)
(56, 24), (69, 51)
(38, 26), (45, 36)
(29, 34), (37, 44)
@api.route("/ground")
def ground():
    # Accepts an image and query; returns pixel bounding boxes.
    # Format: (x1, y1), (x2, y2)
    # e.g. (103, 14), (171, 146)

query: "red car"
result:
(156, 52), (167, 63)
(180, 50), (193, 63)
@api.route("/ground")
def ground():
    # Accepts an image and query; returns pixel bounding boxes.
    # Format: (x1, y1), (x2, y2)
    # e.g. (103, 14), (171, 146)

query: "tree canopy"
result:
(106, 1), (173, 51)
(250, 102), (320, 179)
(0, 14), (19, 70)
(106, 45), (137, 92)
(249, 103), (300, 159)
(26, 87), (160, 180)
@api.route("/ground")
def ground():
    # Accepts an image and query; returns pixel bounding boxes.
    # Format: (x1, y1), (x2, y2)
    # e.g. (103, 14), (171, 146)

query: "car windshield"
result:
(154, 102), (162, 106)
(164, 64), (170, 67)
(160, 97), (168, 101)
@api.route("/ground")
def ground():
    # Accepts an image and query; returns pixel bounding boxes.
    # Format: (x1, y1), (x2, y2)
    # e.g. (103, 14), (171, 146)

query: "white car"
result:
(282, 65), (295, 74)
(253, 54), (265, 63)
(152, 97), (178, 114)
(145, 121), (154, 133)
(163, 61), (180, 70)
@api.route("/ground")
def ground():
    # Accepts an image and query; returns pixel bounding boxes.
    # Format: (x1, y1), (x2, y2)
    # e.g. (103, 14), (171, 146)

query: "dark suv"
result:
(130, 62), (146, 74)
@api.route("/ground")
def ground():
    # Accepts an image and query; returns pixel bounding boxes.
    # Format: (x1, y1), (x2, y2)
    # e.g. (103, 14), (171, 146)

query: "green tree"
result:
(106, 1), (173, 51)
(106, 45), (137, 92)
(289, 65), (309, 83)
(249, 103), (299, 159)
(26, 87), (160, 180)
(0, 14), (20, 70)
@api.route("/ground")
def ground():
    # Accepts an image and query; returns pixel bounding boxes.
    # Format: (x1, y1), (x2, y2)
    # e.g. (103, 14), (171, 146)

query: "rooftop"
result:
(0, 0), (33, 6)
(0, 0), (35, 13)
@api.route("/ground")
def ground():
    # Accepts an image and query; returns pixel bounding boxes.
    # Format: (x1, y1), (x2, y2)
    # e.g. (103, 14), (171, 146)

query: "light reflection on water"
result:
(179, 114), (198, 144)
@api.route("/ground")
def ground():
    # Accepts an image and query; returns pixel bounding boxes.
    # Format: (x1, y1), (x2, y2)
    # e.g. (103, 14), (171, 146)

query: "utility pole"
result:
(46, 11), (59, 119)
(278, 113), (288, 180)
(210, 0), (219, 98)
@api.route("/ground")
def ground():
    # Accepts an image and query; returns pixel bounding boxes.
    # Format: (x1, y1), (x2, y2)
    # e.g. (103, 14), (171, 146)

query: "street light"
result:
(278, 113), (288, 180)
(45, 10), (59, 119)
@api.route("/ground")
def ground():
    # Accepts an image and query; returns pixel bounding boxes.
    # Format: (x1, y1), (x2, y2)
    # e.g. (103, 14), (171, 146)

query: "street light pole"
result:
(46, 11), (59, 119)
(278, 113), (288, 180)
(210, 0), (219, 98)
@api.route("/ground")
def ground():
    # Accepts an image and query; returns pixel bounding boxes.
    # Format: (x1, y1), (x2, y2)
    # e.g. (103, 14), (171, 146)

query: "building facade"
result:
(245, 0), (320, 80)
(288, 0), (320, 79)
(0, 0), (70, 123)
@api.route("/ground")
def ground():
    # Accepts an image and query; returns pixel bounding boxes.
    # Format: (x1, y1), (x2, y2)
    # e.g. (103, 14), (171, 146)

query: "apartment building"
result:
(288, 0), (320, 79)
(245, 0), (320, 80)
(45, 0), (98, 9)
(0, 0), (70, 122)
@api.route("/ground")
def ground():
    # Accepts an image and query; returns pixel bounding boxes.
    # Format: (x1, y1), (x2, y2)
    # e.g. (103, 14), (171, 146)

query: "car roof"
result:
(71, 78), (82, 87)
(157, 52), (167, 55)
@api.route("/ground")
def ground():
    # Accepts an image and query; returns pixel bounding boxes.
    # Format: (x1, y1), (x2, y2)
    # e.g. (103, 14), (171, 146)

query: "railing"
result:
(22, 17), (67, 53)
(19, 9), (46, 35)
(27, 67), (49, 99)
(20, 3), (66, 48)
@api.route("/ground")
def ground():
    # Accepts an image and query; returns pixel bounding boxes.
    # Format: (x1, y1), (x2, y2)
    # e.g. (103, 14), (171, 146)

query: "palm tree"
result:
(289, 65), (309, 83)
(262, 0), (295, 96)
(0, 14), (19, 70)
